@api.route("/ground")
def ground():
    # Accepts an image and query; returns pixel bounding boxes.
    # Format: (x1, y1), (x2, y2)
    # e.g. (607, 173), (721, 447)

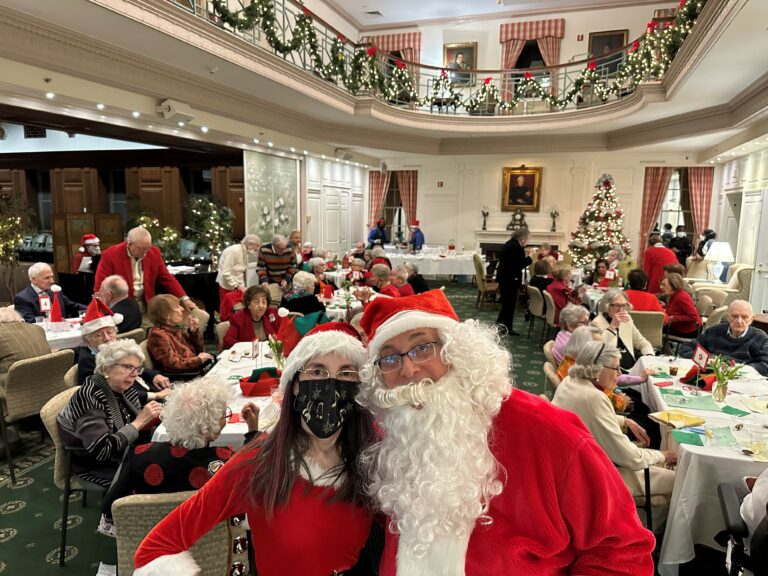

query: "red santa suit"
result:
(133, 448), (371, 576)
(378, 390), (655, 575)
(642, 244), (678, 295)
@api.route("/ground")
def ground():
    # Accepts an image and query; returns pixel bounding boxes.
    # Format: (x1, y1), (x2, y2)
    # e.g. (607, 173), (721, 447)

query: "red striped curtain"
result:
(372, 32), (422, 80)
(689, 167), (714, 238)
(368, 171), (391, 228)
(396, 171), (418, 231)
(499, 19), (564, 99)
(638, 167), (674, 263)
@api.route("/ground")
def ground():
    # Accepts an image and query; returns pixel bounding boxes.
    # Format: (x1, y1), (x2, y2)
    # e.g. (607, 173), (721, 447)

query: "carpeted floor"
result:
(0, 280), (546, 574)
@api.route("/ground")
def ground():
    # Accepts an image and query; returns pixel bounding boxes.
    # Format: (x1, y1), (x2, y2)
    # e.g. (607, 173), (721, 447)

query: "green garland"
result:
(211, 0), (706, 113)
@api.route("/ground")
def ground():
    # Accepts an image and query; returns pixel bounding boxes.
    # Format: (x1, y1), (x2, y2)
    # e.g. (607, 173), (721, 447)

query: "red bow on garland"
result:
(483, 77), (492, 85)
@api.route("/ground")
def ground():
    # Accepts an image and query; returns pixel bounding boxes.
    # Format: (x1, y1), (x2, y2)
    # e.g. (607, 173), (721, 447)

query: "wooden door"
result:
(51, 168), (107, 214)
(212, 166), (245, 238)
(126, 167), (187, 230)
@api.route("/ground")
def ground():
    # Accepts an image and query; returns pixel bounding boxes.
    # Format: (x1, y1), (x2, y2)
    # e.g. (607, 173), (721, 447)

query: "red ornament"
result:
(524, 71), (533, 80)
(395, 59), (406, 69)
(302, 7), (310, 15)
(440, 68), (448, 79)
(629, 40), (640, 54)
(367, 46), (377, 57)
(678, 0), (686, 8)
(646, 20), (656, 33)
(587, 60), (596, 71)
(484, 77), (492, 85)
(603, 180), (612, 189)
(337, 34), (345, 43)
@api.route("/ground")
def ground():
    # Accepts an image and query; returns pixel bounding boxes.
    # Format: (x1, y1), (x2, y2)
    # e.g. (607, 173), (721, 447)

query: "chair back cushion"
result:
(527, 286), (544, 317)
(544, 361), (561, 390)
(704, 306), (728, 329)
(542, 291), (557, 326)
(64, 365), (78, 389)
(121, 328), (147, 345)
(543, 340), (556, 366)
(112, 491), (232, 576)
(215, 321), (230, 352)
(5, 349), (74, 422)
(473, 254), (487, 290)
(627, 311), (665, 350)
(0, 322), (50, 391)
(40, 386), (79, 490)
(139, 340), (155, 370)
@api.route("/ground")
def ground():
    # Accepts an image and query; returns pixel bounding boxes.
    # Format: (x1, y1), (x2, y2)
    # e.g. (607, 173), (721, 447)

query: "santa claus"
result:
(71, 233), (100, 273)
(358, 289), (655, 575)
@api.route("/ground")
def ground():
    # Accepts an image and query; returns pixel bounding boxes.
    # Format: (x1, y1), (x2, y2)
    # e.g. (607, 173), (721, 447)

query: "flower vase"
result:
(712, 379), (728, 402)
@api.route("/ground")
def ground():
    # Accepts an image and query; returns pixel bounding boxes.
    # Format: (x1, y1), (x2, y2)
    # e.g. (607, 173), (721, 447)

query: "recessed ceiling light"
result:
(100, 115), (106, 120)
(321, 154), (326, 159)
(253, 138), (259, 144)
(730, 152), (736, 156)
(355, 162), (359, 166)
(177, 121), (185, 127)
(45, 92), (55, 99)
(709, 160), (714, 164)
(132, 111), (140, 118)
(303, 150), (308, 155)
(267, 141), (274, 147)
(336, 158), (340, 162)
(96, 103), (105, 110)
(290, 147), (296, 152)
(364, 164), (369, 168)
(716, 157), (721, 161)
(200, 126), (209, 133)
(345, 160), (350, 164)
(740, 147), (746, 151)
(172, 129), (178, 134)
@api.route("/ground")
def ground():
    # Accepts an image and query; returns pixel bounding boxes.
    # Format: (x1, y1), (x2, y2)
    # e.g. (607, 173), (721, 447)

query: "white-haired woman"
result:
(370, 246), (392, 269)
(134, 322), (377, 576)
(592, 288), (653, 369)
(552, 341), (676, 505)
(58, 339), (163, 489)
(280, 270), (326, 316)
(345, 258), (369, 286)
(552, 304), (591, 366)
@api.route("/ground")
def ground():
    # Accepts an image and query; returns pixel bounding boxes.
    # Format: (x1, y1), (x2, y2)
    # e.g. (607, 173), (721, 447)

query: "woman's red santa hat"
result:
(80, 298), (123, 337)
(361, 289), (459, 359)
(78, 233), (100, 253)
(278, 321), (365, 391)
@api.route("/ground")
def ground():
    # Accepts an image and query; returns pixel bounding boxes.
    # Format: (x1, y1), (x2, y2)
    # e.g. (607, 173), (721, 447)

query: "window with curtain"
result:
(659, 169), (693, 233)
(515, 41), (545, 68)
(382, 178), (405, 245)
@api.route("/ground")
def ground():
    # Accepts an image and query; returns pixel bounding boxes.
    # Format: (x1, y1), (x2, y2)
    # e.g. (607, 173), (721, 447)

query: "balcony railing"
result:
(167, 0), (707, 117)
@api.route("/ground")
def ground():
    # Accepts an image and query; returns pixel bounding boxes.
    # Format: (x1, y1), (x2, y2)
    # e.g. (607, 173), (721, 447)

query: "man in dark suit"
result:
(509, 175), (533, 206)
(13, 262), (86, 323)
(93, 274), (142, 333)
(496, 229), (533, 336)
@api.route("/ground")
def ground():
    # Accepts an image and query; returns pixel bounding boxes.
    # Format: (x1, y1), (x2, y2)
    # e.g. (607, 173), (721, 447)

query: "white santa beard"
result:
(366, 372), (502, 574)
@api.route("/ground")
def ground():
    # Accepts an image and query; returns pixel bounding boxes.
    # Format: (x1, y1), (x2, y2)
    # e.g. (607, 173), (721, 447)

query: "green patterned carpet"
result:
(0, 281), (545, 574)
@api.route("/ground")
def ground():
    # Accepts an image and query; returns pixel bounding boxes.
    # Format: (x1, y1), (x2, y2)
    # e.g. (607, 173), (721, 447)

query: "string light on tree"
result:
(568, 174), (632, 268)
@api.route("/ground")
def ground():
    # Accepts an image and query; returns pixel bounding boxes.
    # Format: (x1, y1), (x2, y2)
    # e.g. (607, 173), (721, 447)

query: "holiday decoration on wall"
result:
(184, 196), (234, 267)
(568, 174), (632, 268)
(244, 151), (298, 242)
(210, 0), (707, 114)
(0, 192), (30, 297)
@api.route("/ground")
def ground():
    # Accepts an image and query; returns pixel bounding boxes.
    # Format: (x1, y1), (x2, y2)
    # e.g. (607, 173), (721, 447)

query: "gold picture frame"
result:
(502, 167), (542, 212)
(443, 42), (477, 87)
(588, 29), (628, 58)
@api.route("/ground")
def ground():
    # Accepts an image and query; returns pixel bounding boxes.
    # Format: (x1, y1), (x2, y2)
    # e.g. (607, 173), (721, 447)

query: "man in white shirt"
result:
(216, 235), (260, 300)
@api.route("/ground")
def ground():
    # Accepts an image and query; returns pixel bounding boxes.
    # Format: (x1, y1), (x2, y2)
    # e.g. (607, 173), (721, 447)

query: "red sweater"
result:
(667, 289), (701, 335)
(642, 246), (678, 294)
(223, 307), (281, 349)
(625, 289), (669, 323)
(134, 449), (371, 576)
(545, 280), (580, 325)
(379, 391), (655, 575)
(95, 242), (186, 304)
(378, 283), (401, 298)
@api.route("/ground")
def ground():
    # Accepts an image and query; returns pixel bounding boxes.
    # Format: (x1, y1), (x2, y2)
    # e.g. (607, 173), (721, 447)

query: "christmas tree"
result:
(568, 174), (632, 268)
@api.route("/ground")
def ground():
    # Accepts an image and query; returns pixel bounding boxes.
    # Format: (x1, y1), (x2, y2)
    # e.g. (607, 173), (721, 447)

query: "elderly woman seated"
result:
(624, 269), (668, 321)
(545, 266), (585, 325)
(307, 256), (331, 294)
(591, 288), (654, 369)
(279, 271), (326, 316)
(147, 294), (215, 377)
(660, 272), (701, 338)
(346, 258), (369, 286)
(552, 305), (592, 366)
(552, 341), (676, 511)
(370, 246), (392, 269)
(58, 339), (163, 489)
(102, 376), (261, 531)
(390, 265), (414, 297)
(224, 284), (282, 349)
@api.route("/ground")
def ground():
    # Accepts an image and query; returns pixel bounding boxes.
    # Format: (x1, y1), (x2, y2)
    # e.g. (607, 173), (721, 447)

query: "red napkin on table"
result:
(239, 367), (281, 397)
(654, 380), (674, 387)
(322, 284), (334, 299)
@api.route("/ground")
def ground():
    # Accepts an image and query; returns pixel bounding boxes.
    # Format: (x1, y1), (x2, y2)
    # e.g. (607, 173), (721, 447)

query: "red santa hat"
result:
(376, 217), (386, 225)
(279, 321), (365, 391)
(410, 219), (420, 227)
(361, 289), (459, 359)
(80, 298), (123, 337)
(78, 233), (100, 253)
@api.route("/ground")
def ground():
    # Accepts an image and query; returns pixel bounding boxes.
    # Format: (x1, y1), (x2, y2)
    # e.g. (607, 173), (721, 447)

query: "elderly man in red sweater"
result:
(358, 290), (655, 575)
(642, 232), (679, 294)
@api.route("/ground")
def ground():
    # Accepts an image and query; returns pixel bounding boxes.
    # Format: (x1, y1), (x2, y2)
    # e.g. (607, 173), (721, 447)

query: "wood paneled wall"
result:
(51, 167), (107, 213)
(125, 167), (187, 230)
(212, 166), (244, 237)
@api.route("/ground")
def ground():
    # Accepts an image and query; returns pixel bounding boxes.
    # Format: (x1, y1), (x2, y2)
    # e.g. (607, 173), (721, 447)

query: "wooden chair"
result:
(1, 349), (74, 484)
(215, 321), (230, 352)
(541, 291), (559, 342)
(543, 340), (556, 366)
(112, 491), (237, 576)
(473, 253), (499, 309)
(526, 286), (546, 339)
(40, 387), (109, 566)
(121, 327), (146, 345)
(628, 311), (665, 351)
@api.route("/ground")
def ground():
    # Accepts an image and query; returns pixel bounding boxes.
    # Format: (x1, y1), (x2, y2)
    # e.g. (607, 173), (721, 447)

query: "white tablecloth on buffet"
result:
(385, 252), (477, 277)
(629, 356), (768, 575)
(152, 341), (280, 448)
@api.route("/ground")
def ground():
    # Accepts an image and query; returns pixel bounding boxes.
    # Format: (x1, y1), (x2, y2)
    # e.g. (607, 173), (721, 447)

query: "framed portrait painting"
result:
(588, 29), (628, 58)
(443, 42), (477, 87)
(502, 167), (541, 212)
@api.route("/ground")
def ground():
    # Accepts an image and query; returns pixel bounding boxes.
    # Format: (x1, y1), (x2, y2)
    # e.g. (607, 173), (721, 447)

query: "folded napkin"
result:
(649, 410), (706, 429)
(240, 367), (281, 397)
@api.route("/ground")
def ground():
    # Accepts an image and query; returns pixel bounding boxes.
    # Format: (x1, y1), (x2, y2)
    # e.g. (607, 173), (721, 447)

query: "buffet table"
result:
(385, 252), (477, 277)
(629, 356), (768, 575)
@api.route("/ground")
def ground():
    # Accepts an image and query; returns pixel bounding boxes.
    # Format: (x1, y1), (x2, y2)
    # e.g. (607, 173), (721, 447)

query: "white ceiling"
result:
(329, 0), (664, 27)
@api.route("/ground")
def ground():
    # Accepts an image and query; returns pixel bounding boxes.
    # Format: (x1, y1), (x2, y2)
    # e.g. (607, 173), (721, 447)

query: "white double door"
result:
(322, 186), (349, 255)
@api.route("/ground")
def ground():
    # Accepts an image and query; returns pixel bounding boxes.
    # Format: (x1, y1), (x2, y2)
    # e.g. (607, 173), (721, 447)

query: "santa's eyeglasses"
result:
(374, 341), (440, 373)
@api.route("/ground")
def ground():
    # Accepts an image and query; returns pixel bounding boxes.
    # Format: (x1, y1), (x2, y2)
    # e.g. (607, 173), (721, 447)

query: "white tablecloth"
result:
(44, 319), (83, 349)
(630, 356), (768, 575)
(386, 252), (478, 277)
(324, 269), (347, 289)
(152, 341), (280, 448)
(325, 294), (363, 321)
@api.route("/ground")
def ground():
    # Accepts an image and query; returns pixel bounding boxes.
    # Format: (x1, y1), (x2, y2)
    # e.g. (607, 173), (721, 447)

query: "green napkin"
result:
(721, 405), (750, 417)
(655, 371), (672, 379)
(247, 367), (280, 381)
(710, 426), (738, 447)
(664, 394), (723, 412)
(660, 388), (684, 396)
(671, 429), (704, 446)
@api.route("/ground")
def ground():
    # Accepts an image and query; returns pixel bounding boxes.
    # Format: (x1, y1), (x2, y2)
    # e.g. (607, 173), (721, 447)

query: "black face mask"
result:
(293, 378), (357, 439)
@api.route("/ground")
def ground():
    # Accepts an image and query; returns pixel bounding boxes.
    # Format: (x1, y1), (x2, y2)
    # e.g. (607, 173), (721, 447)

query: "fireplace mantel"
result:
(474, 229), (565, 250)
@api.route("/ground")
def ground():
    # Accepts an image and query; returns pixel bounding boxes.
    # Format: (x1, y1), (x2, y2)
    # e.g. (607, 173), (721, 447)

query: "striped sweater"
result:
(57, 375), (141, 470)
(257, 244), (297, 284)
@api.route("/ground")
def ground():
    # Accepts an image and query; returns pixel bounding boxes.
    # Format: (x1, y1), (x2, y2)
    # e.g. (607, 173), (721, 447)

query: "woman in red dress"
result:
(660, 273), (701, 338)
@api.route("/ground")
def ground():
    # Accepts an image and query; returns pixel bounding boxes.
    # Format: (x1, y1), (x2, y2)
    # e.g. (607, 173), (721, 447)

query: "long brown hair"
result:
(238, 375), (376, 517)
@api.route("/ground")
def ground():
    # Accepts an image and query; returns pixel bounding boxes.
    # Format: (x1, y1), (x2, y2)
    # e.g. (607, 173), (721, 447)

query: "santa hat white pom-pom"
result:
(278, 307), (289, 318)
(50, 284), (62, 293)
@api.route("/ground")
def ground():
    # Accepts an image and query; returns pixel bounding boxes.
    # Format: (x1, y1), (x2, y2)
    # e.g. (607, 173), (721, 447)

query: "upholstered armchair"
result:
(691, 264), (754, 307)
